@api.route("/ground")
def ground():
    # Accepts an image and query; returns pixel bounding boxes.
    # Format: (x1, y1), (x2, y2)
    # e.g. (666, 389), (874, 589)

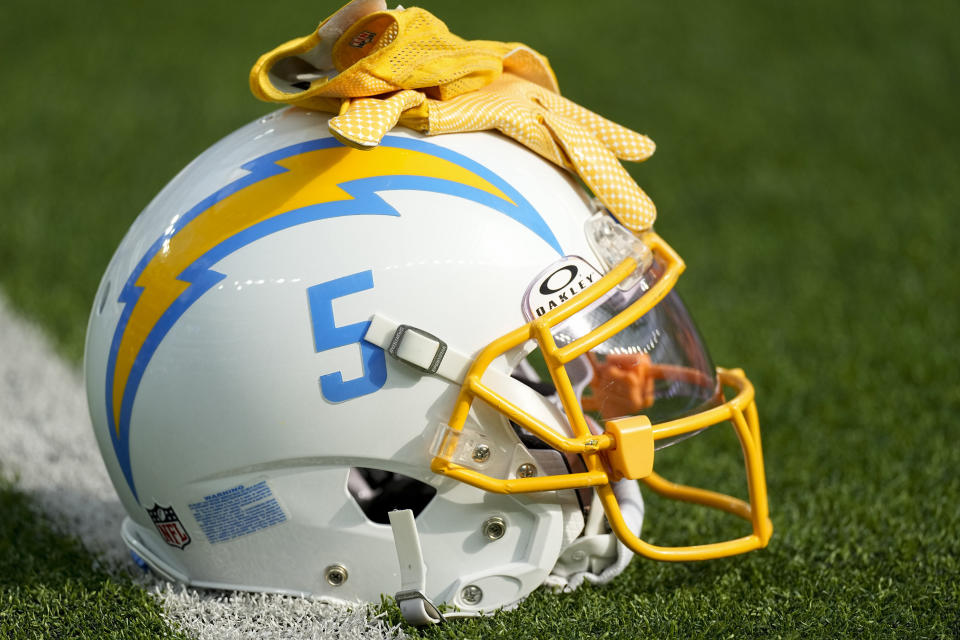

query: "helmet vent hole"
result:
(347, 468), (437, 525)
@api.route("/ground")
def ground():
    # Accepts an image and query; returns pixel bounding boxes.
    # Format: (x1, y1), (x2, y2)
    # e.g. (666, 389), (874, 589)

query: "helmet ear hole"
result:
(347, 467), (437, 525)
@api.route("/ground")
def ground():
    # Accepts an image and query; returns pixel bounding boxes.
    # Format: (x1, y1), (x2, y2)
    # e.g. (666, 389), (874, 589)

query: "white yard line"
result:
(0, 295), (404, 640)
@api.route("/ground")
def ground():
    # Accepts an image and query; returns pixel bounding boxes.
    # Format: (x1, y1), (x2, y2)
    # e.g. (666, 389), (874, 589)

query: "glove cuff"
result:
(250, 0), (558, 107)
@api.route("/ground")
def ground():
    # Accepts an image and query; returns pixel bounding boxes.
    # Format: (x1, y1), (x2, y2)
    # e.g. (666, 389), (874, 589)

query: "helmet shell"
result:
(85, 108), (600, 610)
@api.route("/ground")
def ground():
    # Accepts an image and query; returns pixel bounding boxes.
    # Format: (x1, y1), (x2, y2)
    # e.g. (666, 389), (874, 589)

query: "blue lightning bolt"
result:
(105, 135), (563, 502)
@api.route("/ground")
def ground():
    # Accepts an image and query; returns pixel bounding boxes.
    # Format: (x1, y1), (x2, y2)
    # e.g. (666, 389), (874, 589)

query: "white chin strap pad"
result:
(388, 509), (445, 625)
(544, 479), (645, 591)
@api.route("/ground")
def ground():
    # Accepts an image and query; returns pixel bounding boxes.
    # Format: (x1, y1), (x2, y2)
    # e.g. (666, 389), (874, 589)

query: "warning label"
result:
(188, 481), (287, 544)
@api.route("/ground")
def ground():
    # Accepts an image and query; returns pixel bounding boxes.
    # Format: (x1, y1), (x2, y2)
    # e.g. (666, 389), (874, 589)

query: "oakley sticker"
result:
(523, 256), (603, 319)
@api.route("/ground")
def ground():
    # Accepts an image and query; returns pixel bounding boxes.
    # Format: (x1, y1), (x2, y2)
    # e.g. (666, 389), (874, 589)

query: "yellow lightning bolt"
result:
(111, 143), (513, 435)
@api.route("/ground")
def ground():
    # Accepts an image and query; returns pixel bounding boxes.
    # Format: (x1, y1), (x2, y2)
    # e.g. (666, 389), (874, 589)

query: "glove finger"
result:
(501, 45), (559, 92)
(328, 89), (425, 149)
(424, 83), (654, 230)
(424, 90), (570, 168)
(544, 113), (657, 232)
(535, 89), (655, 163)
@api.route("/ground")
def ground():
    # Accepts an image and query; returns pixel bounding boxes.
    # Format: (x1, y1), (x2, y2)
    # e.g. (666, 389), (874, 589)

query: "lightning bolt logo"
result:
(105, 135), (562, 502)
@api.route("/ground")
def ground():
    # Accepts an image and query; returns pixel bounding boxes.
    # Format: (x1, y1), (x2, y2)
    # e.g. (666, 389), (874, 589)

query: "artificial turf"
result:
(0, 478), (189, 639)
(1, 0), (958, 637)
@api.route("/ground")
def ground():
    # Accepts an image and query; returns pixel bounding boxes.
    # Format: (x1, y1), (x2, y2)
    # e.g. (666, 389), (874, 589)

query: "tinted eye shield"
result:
(431, 232), (773, 560)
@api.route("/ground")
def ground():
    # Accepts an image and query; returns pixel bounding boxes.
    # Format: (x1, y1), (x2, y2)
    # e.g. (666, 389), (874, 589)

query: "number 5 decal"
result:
(306, 270), (387, 402)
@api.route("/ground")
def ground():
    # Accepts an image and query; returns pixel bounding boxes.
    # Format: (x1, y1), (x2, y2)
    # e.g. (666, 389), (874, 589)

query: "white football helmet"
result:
(85, 107), (771, 623)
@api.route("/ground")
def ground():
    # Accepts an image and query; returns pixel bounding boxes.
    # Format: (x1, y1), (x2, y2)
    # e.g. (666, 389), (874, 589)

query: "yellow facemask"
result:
(431, 232), (773, 561)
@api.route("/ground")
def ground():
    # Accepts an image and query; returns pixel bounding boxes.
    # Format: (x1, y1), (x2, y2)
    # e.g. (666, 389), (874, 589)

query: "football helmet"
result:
(85, 107), (771, 622)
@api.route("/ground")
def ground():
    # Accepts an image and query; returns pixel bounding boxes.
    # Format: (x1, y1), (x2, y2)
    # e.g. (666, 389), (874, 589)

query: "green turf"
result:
(0, 476), (189, 639)
(2, 0), (959, 638)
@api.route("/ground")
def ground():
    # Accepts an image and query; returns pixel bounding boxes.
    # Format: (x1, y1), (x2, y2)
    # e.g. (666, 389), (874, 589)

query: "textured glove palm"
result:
(329, 75), (657, 232)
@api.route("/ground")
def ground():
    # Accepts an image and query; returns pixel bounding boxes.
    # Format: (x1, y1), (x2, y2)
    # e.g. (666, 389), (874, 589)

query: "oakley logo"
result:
(539, 265), (580, 295)
(524, 256), (603, 319)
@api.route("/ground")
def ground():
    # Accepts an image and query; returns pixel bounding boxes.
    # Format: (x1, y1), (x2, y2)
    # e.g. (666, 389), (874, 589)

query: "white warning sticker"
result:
(188, 481), (287, 544)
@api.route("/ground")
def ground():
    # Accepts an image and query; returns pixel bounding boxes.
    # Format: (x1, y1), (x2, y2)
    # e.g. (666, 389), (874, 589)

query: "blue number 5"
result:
(306, 270), (386, 402)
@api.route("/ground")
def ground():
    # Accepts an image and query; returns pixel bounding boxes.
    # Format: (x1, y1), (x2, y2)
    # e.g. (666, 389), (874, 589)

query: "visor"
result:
(431, 232), (772, 561)
(524, 254), (721, 433)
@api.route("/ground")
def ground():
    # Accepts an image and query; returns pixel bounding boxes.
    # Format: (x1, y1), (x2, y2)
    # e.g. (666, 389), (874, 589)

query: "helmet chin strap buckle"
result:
(388, 509), (445, 625)
(394, 589), (445, 626)
(366, 314), (471, 383)
(386, 324), (448, 375)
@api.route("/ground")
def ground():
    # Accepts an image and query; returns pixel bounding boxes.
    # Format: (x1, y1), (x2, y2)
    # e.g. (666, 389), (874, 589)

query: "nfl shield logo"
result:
(147, 504), (192, 549)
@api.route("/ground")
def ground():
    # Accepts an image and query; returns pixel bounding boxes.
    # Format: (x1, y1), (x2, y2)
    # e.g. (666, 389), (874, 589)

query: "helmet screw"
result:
(516, 463), (537, 478)
(482, 516), (506, 540)
(472, 443), (491, 463)
(460, 584), (483, 605)
(324, 564), (348, 586)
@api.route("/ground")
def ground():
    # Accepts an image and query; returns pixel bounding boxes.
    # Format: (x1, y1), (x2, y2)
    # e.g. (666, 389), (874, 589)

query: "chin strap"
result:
(365, 314), (520, 392)
(388, 509), (445, 625)
(545, 479), (645, 591)
(377, 318), (644, 616)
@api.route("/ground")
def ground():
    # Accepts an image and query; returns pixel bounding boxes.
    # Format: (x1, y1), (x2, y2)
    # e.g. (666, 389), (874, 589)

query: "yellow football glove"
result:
(250, 0), (557, 107)
(328, 75), (657, 232)
(250, 0), (656, 232)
